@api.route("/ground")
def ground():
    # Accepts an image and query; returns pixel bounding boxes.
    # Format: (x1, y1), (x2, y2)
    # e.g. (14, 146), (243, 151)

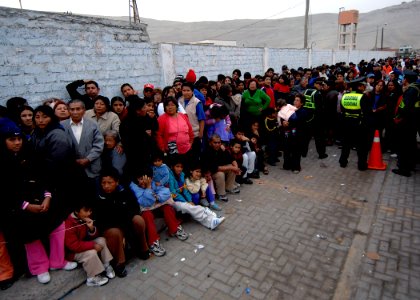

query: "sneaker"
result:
(50, 261), (78, 271)
(105, 265), (115, 279)
(150, 240), (166, 257)
(390, 153), (398, 158)
(204, 207), (217, 217)
(248, 172), (260, 179)
(0, 279), (14, 290)
(37, 272), (50, 284)
(63, 261), (78, 271)
(242, 177), (253, 184)
(209, 202), (222, 211)
(173, 225), (189, 241)
(226, 187), (240, 194)
(210, 217), (225, 230)
(218, 194), (228, 202)
(200, 198), (210, 207)
(293, 170), (300, 174)
(114, 264), (127, 278)
(86, 275), (109, 287)
(137, 250), (151, 260)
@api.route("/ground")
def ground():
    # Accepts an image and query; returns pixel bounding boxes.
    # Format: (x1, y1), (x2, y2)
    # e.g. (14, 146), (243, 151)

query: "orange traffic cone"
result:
(368, 130), (387, 170)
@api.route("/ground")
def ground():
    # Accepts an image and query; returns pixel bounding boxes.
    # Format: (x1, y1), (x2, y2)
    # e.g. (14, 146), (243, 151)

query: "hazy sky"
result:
(0, 0), (407, 22)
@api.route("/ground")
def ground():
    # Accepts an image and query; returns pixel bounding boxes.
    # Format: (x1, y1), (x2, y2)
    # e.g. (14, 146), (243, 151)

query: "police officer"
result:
(302, 78), (328, 159)
(392, 70), (419, 177)
(339, 77), (371, 170)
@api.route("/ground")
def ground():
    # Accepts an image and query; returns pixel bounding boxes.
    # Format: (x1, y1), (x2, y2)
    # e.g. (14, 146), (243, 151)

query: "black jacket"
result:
(95, 185), (141, 233)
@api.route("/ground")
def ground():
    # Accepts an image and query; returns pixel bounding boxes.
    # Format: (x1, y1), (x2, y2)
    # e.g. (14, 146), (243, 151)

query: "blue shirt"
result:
(152, 164), (170, 186)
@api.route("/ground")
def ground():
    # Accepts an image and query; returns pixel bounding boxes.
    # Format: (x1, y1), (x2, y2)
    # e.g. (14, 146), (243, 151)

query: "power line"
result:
(317, 24), (398, 42)
(206, 1), (305, 40)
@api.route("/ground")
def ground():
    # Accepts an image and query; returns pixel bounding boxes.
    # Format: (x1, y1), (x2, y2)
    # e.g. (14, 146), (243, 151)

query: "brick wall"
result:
(0, 7), (394, 107)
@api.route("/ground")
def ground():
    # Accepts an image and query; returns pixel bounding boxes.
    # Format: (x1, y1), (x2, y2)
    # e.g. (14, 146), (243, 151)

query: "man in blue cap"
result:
(365, 73), (375, 93)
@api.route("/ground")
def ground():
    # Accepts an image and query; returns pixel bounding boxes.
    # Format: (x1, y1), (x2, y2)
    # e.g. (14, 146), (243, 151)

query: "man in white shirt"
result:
(61, 100), (104, 195)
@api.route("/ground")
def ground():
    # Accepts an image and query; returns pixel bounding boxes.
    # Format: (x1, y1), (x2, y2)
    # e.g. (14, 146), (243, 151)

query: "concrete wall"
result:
(0, 7), (395, 107)
(0, 7), (154, 106)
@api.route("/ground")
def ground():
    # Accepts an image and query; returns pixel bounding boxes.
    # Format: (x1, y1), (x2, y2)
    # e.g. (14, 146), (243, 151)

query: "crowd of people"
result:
(0, 56), (419, 289)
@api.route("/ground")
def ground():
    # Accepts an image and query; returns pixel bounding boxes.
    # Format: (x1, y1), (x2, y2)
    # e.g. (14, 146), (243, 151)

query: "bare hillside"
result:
(137, 1), (419, 50)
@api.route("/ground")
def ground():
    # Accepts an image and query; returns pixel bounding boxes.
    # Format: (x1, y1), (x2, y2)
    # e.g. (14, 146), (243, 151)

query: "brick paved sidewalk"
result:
(2, 144), (418, 300)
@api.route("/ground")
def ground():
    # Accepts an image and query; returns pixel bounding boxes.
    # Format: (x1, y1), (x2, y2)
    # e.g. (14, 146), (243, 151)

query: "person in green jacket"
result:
(240, 79), (271, 129)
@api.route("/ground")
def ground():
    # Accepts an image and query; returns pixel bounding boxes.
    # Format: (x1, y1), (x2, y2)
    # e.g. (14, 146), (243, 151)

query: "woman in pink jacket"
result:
(156, 97), (194, 159)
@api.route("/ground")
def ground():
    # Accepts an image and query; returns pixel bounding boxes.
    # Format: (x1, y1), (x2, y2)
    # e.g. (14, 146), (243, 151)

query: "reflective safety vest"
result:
(395, 83), (420, 119)
(303, 89), (316, 109)
(341, 92), (363, 119)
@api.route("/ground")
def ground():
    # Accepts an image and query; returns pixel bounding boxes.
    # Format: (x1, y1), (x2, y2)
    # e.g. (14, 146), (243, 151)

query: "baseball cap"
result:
(144, 83), (154, 90)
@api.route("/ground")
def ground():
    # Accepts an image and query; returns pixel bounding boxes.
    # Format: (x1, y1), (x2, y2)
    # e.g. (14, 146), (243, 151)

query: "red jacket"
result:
(273, 83), (291, 94)
(64, 213), (98, 260)
(261, 86), (276, 108)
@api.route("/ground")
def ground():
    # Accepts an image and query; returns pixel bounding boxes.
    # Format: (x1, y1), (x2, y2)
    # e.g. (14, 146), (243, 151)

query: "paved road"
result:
(2, 143), (419, 300)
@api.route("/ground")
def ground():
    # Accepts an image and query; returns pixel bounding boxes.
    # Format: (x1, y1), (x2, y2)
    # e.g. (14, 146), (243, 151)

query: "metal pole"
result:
(381, 27), (384, 50)
(304, 0), (309, 48)
(129, 0), (132, 24)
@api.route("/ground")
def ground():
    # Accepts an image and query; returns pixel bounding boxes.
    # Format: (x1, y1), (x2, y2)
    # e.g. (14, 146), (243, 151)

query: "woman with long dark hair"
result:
(17, 105), (35, 141)
(384, 79), (403, 154)
(365, 80), (388, 148)
(1, 110), (78, 284)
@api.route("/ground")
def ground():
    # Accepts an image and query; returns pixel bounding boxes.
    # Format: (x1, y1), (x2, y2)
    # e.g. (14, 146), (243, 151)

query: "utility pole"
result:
(19, 0), (22, 9)
(374, 25), (378, 50)
(129, 0), (140, 24)
(380, 27), (384, 50)
(304, 0), (309, 48)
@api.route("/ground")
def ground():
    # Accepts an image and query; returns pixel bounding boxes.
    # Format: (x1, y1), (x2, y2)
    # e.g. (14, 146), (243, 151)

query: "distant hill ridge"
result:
(113, 1), (419, 50)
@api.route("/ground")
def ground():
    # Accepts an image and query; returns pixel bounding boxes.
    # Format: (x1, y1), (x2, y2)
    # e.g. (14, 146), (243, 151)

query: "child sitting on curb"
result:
(64, 201), (115, 287)
(168, 156), (225, 230)
(228, 139), (250, 185)
(151, 152), (170, 187)
(95, 168), (150, 278)
(234, 128), (258, 181)
(185, 163), (221, 211)
(129, 168), (188, 257)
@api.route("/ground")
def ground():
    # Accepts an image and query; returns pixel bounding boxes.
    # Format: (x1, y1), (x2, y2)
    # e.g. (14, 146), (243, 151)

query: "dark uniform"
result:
(392, 70), (419, 177)
(339, 79), (371, 170)
(302, 80), (328, 159)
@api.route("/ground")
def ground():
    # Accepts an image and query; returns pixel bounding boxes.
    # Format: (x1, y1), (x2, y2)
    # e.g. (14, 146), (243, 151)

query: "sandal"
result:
(263, 167), (269, 175)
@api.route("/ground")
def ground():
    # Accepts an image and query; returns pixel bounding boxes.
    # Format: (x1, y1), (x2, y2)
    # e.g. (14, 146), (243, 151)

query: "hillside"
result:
(136, 1), (419, 50)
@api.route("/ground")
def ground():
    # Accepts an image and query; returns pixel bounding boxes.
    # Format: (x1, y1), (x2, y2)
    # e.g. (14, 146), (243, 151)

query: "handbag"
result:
(167, 141), (178, 155)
